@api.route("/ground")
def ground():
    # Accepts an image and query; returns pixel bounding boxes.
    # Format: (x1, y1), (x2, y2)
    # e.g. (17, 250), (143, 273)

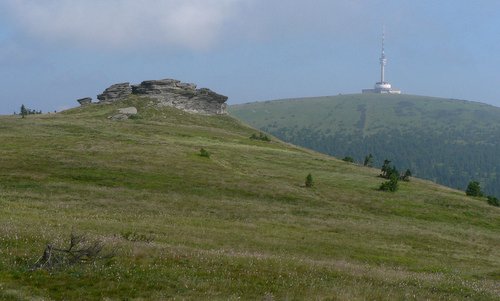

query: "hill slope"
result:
(230, 94), (500, 197)
(0, 96), (499, 300)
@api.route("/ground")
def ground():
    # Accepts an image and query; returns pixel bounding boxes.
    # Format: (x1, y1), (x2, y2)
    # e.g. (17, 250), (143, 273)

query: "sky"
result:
(1, 0), (500, 114)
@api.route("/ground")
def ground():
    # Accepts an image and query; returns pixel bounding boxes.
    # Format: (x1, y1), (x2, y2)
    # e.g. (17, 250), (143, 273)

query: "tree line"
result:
(15, 104), (43, 117)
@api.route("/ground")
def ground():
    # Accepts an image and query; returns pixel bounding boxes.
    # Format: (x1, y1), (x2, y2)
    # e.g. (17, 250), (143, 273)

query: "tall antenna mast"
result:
(380, 26), (387, 83)
(361, 25), (401, 94)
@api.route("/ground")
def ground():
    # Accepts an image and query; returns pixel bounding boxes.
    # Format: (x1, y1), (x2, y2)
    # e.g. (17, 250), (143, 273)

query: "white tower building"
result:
(363, 29), (401, 94)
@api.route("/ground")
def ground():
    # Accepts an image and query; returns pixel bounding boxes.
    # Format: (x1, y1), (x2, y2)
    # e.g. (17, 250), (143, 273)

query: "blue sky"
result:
(1, 0), (500, 114)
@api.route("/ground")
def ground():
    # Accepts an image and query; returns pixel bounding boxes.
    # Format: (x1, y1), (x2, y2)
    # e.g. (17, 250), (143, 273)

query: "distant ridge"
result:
(230, 93), (500, 197)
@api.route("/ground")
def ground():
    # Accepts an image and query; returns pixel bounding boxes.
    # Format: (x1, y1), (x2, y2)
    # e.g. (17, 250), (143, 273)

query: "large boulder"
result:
(97, 83), (132, 103)
(108, 106), (138, 121)
(117, 107), (138, 115)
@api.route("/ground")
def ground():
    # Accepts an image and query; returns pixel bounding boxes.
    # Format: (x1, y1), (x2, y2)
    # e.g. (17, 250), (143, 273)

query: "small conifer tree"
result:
(305, 173), (313, 188)
(465, 181), (482, 197)
(380, 159), (391, 178)
(379, 174), (399, 192)
(20, 104), (28, 118)
(363, 154), (373, 167)
(401, 169), (412, 181)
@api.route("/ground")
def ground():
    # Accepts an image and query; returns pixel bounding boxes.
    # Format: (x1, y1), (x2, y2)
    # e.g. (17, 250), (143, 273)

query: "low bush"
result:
(487, 196), (499, 207)
(199, 148), (211, 158)
(342, 156), (354, 163)
(250, 133), (271, 142)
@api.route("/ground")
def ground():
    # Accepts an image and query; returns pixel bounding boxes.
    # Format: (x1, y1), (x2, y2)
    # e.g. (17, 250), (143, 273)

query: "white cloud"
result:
(3, 0), (248, 50)
(2, 0), (393, 52)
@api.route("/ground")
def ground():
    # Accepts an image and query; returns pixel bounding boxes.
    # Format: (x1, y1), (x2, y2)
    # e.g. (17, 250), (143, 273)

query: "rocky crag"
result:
(97, 83), (132, 103)
(87, 79), (228, 115)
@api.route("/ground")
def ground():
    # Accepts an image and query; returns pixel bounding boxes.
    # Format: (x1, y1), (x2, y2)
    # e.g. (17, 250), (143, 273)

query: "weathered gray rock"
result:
(131, 79), (228, 115)
(97, 83), (132, 103)
(108, 106), (138, 121)
(77, 97), (92, 106)
(97, 78), (228, 115)
(118, 107), (137, 115)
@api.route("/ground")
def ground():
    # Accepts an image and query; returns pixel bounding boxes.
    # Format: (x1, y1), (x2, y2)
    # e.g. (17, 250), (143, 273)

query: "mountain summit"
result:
(230, 93), (500, 197)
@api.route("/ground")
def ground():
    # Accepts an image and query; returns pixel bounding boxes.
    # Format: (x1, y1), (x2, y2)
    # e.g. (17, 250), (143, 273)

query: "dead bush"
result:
(31, 232), (114, 271)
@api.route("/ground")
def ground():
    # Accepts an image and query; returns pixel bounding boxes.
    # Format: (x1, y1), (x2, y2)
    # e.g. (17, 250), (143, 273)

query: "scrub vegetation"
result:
(0, 96), (499, 300)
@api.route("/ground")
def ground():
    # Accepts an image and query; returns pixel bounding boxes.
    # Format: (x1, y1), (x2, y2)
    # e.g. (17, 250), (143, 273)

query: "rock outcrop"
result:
(97, 83), (132, 103)
(132, 79), (228, 115)
(77, 97), (92, 106)
(95, 79), (228, 115)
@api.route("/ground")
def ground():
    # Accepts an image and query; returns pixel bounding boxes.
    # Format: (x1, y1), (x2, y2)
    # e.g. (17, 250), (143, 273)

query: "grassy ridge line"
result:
(230, 94), (500, 135)
(0, 97), (498, 300)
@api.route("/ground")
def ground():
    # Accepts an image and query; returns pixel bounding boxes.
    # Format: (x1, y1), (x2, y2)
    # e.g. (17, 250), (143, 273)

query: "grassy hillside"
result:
(230, 94), (500, 197)
(0, 96), (499, 300)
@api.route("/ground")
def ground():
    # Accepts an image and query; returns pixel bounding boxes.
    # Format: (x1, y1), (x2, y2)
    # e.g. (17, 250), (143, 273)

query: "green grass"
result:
(0, 96), (499, 300)
(229, 93), (500, 198)
(230, 94), (500, 134)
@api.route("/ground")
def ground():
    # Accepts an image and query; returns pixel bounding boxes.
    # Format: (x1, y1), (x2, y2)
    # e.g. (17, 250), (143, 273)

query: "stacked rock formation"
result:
(93, 79), (228, 115)
(97, 83), (132, 103)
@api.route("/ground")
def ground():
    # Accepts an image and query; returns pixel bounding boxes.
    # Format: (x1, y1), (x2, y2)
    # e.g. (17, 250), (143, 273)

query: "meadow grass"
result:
(0, 97), (498, 300)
